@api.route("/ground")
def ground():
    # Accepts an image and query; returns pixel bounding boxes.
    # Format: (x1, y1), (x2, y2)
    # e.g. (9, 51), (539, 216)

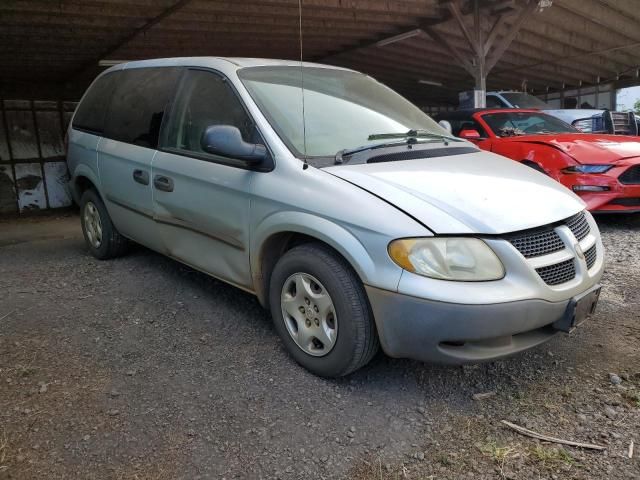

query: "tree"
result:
(634, 99), (640, 114)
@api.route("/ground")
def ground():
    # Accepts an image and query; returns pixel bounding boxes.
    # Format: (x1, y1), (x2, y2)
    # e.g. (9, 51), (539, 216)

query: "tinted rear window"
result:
(72, 73), (117, 134)
(104, 67), (182, 148)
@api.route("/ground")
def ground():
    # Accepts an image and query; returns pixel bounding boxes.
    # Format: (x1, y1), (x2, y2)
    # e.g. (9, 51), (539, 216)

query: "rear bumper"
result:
(365, 285), (572, 364)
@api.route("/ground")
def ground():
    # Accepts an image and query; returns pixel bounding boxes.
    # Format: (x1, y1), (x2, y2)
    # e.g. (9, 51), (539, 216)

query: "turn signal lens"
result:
(388, 238), (505, 281)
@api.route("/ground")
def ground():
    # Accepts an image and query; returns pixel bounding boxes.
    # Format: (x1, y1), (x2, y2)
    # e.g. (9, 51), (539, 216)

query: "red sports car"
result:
(435, 108), (640, 213)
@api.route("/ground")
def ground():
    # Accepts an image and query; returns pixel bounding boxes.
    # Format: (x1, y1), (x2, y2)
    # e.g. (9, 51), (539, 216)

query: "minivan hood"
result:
(502, 133), (640, 164)
(324, 150), (584, 235)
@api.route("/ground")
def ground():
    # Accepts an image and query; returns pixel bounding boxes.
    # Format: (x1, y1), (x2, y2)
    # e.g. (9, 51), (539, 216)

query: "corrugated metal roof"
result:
(2, 0), (639, 104)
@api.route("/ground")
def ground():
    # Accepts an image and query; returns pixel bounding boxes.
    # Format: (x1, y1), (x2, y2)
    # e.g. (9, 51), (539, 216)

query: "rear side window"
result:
(72, 73), (117, 134)
(104, 67), (182, 148)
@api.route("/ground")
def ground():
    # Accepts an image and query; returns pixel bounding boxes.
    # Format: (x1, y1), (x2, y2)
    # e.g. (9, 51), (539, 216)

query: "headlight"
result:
(388, 237), (505, 281)
(562, 165), (613, 174)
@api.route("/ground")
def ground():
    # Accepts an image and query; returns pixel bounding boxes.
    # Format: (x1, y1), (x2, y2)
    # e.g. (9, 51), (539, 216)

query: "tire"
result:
(79, 189), (128, 260)
(269, 243), (379, 377)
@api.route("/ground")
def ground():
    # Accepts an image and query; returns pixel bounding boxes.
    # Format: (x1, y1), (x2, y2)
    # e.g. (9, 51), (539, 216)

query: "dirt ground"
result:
(0, 212), (638, 480)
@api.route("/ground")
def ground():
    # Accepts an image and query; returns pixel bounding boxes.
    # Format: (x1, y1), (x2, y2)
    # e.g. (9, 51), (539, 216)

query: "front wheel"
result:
(269, 243), (379, 377)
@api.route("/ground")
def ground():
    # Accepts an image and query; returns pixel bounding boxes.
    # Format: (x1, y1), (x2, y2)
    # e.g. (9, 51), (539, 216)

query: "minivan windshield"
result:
(500, 92), (550, 109)
(238, 66), (452, 158)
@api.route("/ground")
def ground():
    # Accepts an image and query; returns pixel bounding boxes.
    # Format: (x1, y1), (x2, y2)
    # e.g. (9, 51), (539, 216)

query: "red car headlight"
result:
(562, 165), (614, 174)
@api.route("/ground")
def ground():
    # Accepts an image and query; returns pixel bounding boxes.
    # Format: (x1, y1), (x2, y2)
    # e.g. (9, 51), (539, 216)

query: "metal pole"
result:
(474, 0), (486, 107)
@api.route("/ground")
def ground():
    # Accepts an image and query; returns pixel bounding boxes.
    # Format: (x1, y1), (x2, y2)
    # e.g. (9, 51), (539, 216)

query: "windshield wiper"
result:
(334, 130), (462, 164)
(367, 129), (461, 144)
(334, 140), (409, 164)
(334, 135), (468, 165)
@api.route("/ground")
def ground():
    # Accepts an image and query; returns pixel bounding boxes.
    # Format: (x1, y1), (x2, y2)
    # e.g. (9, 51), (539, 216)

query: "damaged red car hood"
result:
(501, 134), (640, 164)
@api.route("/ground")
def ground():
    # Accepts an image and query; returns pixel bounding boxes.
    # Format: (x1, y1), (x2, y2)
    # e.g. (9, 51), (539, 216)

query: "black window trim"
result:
(157, 66), (275, 173)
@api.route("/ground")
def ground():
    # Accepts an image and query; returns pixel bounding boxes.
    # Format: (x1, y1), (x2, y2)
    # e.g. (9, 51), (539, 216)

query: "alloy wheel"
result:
(83, 201), (103, 248)
(280, 273), (338, 356)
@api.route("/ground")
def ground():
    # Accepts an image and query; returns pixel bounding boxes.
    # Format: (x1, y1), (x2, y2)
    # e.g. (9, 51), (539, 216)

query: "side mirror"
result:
(201, 125), (267, 163)
(438, 120), (452, 134)
(459, 129), (482, 140)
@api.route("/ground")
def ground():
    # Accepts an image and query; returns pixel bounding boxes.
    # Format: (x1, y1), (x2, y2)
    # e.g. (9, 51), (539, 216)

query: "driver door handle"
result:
(153, 175), (174, 192)
(132, 169), (149, 185)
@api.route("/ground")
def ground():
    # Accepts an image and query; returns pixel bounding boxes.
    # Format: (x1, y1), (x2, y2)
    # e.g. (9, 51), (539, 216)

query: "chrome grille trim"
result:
(535, 259), (576, 286)
(506, 229), (565, 258)
(503, 211), (596, 286)
(584, 244), (597, 270)
(565, 212), (590, 241)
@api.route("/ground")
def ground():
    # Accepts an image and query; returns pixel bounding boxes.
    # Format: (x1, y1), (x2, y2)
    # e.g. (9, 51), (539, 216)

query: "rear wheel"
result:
(80, 189), (128, 260)
(269, 243), (379, 377)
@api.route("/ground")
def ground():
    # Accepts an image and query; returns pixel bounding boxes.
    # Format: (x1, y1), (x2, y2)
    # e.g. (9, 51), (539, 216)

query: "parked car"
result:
(67, 58), (603, 377)
(486, 91), (638, 136)
(435, 108), (640, 213)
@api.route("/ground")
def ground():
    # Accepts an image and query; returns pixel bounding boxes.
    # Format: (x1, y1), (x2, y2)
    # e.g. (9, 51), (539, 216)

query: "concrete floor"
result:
(0, 212), (78, 247)
(0, 212), (639, 479)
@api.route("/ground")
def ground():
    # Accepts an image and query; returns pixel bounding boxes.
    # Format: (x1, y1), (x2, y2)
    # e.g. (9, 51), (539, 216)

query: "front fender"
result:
(251, 211), (403, 302)
(495, 142), (574, 178)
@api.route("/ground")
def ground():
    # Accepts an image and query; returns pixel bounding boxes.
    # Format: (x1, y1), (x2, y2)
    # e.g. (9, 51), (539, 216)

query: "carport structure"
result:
(2, 0), (640, 214)
(3, 0), (640, 104)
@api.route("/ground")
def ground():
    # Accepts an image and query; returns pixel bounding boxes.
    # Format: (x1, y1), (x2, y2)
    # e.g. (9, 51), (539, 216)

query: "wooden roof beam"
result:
(69, 0), (194, 80)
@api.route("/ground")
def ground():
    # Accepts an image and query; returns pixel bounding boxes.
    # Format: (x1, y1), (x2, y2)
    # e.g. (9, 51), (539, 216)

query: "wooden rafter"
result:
(72, 0), (194, 79)
(485, 0), (538, 72)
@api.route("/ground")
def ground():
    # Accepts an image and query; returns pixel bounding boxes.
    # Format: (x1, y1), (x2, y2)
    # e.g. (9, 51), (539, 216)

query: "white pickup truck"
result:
(486, 91), (638, 136)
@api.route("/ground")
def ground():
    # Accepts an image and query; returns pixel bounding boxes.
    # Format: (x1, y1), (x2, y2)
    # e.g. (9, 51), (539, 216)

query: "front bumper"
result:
(578, 183), (640, 213)
(561, 165), (640, 213)
(366, 286), (569, 364)
(366, 211), (604, 364)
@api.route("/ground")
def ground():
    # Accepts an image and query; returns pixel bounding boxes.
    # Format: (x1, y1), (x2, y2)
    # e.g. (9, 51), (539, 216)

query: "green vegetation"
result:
(529, 445), (575, 468)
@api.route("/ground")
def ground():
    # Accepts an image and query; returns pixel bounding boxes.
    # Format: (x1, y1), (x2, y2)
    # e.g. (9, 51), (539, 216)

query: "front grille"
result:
(619, 165), (640, 185)
(503, 210), (593, 286)
(565, 212), (590, 241)
(506, 229), (565, 258)
(536, 259), (576, 286)
(506, 211), (589, 258)
(610, 197), (640, 206)
(584, 244), (597, 270)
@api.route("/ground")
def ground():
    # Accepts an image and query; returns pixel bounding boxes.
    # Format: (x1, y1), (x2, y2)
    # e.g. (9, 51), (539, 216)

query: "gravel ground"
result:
(0, 212), (638, 480)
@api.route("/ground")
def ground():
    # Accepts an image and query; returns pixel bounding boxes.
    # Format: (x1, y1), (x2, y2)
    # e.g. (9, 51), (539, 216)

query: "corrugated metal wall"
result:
(0, 100), (76, 215)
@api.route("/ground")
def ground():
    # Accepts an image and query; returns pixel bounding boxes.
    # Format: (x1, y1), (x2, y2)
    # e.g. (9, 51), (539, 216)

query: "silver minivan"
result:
(67, 57), (604, 377)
